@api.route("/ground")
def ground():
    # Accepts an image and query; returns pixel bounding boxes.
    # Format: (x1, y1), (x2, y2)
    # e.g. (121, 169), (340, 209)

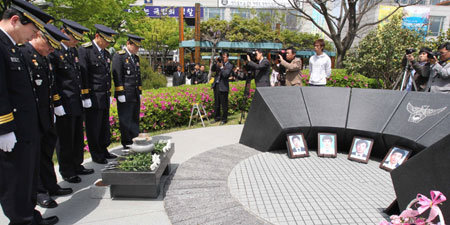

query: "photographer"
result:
(279, 46), (303, 86)
(245, 49), (271, 87)
(405, 47), (432, 91)
(426, 42), (450, 93)
(211, 52), (234, 124)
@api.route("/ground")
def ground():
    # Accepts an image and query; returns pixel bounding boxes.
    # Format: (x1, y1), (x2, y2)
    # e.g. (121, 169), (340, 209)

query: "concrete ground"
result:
(0, 125), (244, 225)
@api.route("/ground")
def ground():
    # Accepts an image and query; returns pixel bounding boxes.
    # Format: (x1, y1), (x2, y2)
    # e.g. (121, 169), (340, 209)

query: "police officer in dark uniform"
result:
(112, 34), (144, 149)
(19, 23), (73, 209)
(0, 1), (59, 224)
(78, 24), (118, 164)
(49, 19), (93, 183)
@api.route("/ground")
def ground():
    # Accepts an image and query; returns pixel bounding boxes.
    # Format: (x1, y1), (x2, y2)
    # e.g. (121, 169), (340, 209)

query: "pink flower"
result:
(161, 105), (166, 110)
(344, 76), (348, 80)
(231, 87), (238, 91)
(170, 106), (174, 111)
(139, 112), (144, 118)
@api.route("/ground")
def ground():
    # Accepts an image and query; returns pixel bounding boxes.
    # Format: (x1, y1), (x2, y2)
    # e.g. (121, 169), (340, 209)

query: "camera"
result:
(270, 49), (288, 61)
(405, 48), (416, 55)
(247, 50), (258, 62)
(427, 51), (441, 59)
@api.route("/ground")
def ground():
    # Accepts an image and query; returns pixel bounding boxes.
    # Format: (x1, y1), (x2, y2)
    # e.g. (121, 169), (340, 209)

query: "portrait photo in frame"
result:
(317, 133), (337, 157)
(286, 133), (309, 158)
(347, 137), (374, 163)
(380, 147), (411, 171)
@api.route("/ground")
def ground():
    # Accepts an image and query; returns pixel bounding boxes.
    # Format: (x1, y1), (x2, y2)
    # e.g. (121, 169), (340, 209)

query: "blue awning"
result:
(180, 40), (283, 50)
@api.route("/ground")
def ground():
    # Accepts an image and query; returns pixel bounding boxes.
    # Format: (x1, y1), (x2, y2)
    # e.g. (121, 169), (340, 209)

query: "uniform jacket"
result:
(280, 57), (303, 86)
(112, 49), (142, 102)
(78, 41), (112, 109)
(19, 43), (59, 133)
(172, 71), (185, 86)
(0, 30), (39, 141)
(247, 58), (271, 87)
(211, 62), (233, 92)
(48, 46), (84, 116)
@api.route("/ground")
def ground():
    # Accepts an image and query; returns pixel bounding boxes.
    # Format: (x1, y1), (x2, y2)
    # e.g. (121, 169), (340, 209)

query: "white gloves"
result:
(82, 99), (92, 108)
(118, 95), (126, 103)
(54, 105), (66, 116)
(0, 132), (17, 152)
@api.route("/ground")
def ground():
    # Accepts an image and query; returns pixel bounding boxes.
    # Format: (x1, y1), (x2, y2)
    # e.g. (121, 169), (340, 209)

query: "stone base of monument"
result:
(101, 143), (174, 198)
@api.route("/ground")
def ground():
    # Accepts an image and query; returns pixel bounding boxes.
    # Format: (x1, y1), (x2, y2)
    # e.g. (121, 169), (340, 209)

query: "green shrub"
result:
(300, 69), (382, 89)
(139, 58), (167, 89)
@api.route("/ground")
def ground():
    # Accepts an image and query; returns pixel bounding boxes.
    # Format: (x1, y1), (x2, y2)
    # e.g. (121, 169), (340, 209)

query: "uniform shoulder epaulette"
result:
(118, 50), (126, 55)
(17, 43), (24, 47)
(82, 42), (92, 48)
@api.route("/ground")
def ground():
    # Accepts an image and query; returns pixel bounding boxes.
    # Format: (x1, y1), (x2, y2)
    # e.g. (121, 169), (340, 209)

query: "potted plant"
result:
(101, 139), (174, 198)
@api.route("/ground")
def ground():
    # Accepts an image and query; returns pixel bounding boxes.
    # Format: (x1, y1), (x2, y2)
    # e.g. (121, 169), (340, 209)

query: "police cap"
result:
(127, 34), (145, 47)
(94, 24), (118, 43)
(61, 19), (90, 41)
(10, 0), (54, 32)
(43, 23), (69, 50)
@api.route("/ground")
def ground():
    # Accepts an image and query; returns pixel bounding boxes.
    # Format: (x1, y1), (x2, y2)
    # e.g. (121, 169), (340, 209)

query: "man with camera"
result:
(211, 52), (233, 124)
(426, 42), (450, 93)
(245, 49), (271, 87)
(405, 47), (432, 91)
(278, 47), (303, 86)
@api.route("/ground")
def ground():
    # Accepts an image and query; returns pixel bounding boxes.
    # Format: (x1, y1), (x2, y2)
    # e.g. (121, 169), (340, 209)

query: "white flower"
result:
(162, 146), (169, 153)
(150, 163), (157, 171)
(152, 153), (161, 165)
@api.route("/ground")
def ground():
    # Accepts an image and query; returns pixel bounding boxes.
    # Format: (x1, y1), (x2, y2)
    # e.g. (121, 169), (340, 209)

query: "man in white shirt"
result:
(309, 39), (331, 86)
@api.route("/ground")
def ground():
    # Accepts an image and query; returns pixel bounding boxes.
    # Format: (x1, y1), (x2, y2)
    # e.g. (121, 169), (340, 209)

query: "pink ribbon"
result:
(416, 190), (447, 222)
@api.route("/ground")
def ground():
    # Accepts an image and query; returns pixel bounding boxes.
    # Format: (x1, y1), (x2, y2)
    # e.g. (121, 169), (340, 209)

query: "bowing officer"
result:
(48, 19), (93, 184)
(19, 23), (73, 209)
(78, 24), (118, 164)
(112, 34), (144, 149)
(0, 1), (59, 224)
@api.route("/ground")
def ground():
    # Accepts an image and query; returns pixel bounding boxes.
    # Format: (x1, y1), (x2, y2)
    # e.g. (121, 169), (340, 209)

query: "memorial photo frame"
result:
(380, 147), (411, 171)
(286, 133), (309, 158)
(317, 133), (337, 157)
(347, 137), (374, 163)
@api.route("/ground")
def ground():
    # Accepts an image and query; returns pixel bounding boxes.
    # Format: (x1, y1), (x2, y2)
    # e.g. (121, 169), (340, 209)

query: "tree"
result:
(280, 29), (333, 51)
(344, 15), (423, 89)
(277, 0), (420, 68)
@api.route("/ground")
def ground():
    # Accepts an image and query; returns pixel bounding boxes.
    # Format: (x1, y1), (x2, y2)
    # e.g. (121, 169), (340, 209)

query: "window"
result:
(231, 8), (251, 19)
(429, 16), (445, 36)
(430, 0), (441, 5)
(205, 8), (224, 20)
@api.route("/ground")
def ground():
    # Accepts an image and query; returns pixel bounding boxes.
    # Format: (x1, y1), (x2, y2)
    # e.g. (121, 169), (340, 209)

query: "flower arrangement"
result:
(379, 190), (447, 225)
(117, 140), (171, 172)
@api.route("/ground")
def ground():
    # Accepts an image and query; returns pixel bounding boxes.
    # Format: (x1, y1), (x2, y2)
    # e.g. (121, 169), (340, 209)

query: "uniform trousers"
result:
(85, 107), (110, 161)
(0, 137), (42, 224)
(56, 114), (84, 178)
(213, 86), (229, 122)
(37, 127), (58, 193)
(117, 101), (140, 147)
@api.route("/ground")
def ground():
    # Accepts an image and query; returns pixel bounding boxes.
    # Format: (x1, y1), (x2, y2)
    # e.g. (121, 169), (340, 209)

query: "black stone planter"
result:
(101, 143), (174, 198)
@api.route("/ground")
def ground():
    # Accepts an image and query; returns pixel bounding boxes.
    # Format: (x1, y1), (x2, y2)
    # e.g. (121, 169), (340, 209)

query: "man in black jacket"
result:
(112, 34), (144, 149)
(20, 23), (73, 209)
(0, 1), (59, 224)
(49, 19), (93, 183)
(212, 52), (234, 124)
(246, 49), (271, 87)
(172, 65), (185, 86)
(78, 24), (118, 164)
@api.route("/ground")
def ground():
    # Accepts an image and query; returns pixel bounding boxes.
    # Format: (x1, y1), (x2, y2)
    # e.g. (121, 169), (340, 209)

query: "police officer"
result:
(112, 34), (144, 149)
(19, 24), (73, 209)
(78, 24), (118, 164)
(0, 1), (59, 224)
(49, 19), (93, 183)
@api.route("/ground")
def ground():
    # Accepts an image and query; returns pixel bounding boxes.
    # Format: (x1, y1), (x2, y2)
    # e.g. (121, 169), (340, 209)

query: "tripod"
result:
(399, 63), (418, 91)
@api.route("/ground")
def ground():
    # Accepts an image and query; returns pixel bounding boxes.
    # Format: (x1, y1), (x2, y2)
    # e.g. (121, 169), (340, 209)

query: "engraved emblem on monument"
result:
(406, 102), (446, 123)
(221, 0), (228, 5)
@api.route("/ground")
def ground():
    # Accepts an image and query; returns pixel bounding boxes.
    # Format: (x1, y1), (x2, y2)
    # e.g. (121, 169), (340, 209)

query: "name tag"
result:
(10, 57), (20, 63)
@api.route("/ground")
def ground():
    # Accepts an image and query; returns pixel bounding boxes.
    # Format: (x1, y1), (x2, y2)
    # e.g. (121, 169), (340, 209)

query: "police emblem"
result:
(406, 102), (447, 123)
(35, 79), (43, 86)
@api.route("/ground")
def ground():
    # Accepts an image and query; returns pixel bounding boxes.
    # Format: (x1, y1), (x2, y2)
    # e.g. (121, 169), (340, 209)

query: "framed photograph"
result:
(347, 137), (374, 163)
(287, 133), (309, 158)
(380, 147), (411, 171)
(317, 133), (337, 157)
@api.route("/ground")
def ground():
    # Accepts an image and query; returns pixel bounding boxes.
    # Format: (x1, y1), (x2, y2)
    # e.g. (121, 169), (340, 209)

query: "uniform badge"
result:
(60, 55), (64, 60)
(33, 54), (37, 58)
(11, 48), (15, 53)
(35, 79), (43, 86)
(49, 64), (53, 71)
(32, 59), (38, 66)
(125, 58), (129, 64)
(65, 53), (68, 57)
(75, 57), (79, 63)
(107, 58), (110, 63)
(98, 56), (101, 59)
(127, 70), (130, 74)
(10, 57), (20, 63)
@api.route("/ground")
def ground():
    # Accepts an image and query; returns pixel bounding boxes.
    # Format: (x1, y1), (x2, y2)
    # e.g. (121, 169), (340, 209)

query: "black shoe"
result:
(37, 193), (58, 208)
(63, 175), (81, 183)
(105, 153), (117, 159)
(92, 158), (108, 164)
(49, 187), (73, 196)
(39, 216), (59, 225)
(76, 168), (94, 175)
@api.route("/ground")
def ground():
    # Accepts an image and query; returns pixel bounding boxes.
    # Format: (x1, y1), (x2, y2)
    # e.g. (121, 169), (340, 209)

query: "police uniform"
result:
(0, 1), (57, 224)
(48, 19), (91, 182)
(112, 34), (144, 148)
(78, 24), (118, 164)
